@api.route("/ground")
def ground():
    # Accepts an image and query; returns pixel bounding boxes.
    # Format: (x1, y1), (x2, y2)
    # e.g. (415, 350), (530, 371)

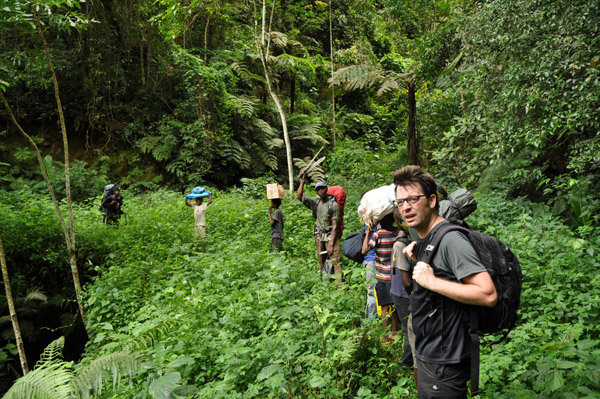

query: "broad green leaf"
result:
(149, 372), (181, 399)
(546, 369), (564, 392)
(308, 374), (327, 388)
(173, 385), (200, 396)
(257, 364), (281, 381)
(167, 356), (194, 369)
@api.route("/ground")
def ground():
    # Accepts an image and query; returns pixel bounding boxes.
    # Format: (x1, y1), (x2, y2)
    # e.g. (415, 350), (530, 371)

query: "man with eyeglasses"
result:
(392, 165), (497, 399)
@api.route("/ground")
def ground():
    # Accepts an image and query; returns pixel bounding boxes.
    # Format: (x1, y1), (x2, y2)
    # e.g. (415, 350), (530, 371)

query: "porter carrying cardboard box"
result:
(266, 183), (285, 199)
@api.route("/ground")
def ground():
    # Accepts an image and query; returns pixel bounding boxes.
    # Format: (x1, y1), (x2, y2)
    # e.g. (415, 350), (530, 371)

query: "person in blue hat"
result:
(185, 192), (213, 238)
(296, 174), (341, 281)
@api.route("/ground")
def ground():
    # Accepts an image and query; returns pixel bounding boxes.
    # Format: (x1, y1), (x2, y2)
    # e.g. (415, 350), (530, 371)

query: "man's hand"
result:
(412, 261), (436, 290)
(403, 241), (417, 262)
(327, 241), (334, 256)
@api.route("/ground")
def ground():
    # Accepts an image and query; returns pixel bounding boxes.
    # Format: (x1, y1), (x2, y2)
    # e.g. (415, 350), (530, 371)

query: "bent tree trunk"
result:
(0, 235), (29, 375)
(35, 20), (88, 333)
(0, 91), (88, 335)
(256, 0), (294, 193)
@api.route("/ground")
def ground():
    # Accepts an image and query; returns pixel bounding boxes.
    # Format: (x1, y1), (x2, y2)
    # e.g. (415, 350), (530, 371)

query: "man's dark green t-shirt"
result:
(300, 193), (339, 232)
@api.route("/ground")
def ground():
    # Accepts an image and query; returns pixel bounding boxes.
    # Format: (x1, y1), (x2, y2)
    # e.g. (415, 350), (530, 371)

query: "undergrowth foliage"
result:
(78, 183), (600, 398)
(81, 187), (412, 398)
(3, 142), (600, 397)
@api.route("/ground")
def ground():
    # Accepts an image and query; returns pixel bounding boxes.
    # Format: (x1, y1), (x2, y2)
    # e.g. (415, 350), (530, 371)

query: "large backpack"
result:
(419, 219), (522, 395)
(99, 184), (115, 212)
(439, 188), (477, 220)
(341, 228), (366, 263)
(313, 185), (346, 238)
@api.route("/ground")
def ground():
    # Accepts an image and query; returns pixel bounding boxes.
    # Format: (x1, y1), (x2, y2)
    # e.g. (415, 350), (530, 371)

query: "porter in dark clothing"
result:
(269, 199), (284, 251)
(102, 186), (123, 225)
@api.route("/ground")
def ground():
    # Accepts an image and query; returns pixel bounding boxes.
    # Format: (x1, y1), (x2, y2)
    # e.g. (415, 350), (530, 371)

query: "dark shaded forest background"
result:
(0, 0), (599, 397)
(2, 0), (597, 203)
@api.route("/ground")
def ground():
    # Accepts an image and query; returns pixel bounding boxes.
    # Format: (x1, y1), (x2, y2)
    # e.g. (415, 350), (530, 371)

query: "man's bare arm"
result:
(412, 262), (497, 307)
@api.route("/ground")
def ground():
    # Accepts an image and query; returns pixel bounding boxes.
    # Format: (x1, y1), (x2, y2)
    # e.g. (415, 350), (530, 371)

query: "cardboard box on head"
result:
(266, 183), (285, 199)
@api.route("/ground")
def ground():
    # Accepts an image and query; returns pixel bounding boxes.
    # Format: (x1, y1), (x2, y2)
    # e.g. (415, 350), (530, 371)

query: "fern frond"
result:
(3, 361), (73, 399)
(71, 352), (141, 399)
(165, 159), (187, 178)
(220, 141), (251, 170)
(137, 136), (160, 154)
(287, 39), (309, 57)
(227, 94), (257, 119)
(124, 320), (178, 351)
(24, 288), (48, 305)
(293, 157), (326, 183)
(151, 135), (177, 162)
(288, 114), (327, 145)
(230, 61), (264, 85)
(254, 119), (277, 139)
(330, 65), (386, 90)
(269, 31), (288, 49)
(261, 152), (279, 170)
(36, 336), (65, 367)
(240, 151), (252, 170)
(376, 78), (402, 98)
(267, 138), (284, 150)
(272, 54), (316, 75)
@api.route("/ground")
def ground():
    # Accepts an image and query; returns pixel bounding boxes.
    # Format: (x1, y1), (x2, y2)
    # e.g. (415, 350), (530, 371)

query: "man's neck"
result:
(417, 214), (445, 238)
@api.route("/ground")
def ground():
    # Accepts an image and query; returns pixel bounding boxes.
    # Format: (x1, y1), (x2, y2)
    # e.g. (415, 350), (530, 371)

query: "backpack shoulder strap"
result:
(420, 222), (470, 266)
(311, 197), (321, 219)
(327, 195), (336, 217)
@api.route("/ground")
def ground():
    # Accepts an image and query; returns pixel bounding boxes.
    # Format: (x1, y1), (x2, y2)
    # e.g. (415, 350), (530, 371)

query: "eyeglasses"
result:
(393, 195), (427, 207)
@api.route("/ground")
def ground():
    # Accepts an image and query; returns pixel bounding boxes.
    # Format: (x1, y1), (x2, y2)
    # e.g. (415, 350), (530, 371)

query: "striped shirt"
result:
(368, 228), (398, 281)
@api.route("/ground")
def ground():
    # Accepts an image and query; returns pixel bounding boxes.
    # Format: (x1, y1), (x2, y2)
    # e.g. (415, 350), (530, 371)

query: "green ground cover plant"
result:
(2, 142), (600, 398)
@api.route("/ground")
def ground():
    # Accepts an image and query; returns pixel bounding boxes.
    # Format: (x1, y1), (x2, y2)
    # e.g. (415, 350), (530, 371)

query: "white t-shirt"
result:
(192, 203), (209, 226)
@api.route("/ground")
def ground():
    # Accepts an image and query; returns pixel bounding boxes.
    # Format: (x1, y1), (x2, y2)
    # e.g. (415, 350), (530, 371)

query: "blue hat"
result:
(315, 182), (327, 189)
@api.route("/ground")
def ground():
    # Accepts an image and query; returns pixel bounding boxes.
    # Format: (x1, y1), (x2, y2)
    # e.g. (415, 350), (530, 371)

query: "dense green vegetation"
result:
(1, 143), (600, 397)
(0, 0), (599, 397)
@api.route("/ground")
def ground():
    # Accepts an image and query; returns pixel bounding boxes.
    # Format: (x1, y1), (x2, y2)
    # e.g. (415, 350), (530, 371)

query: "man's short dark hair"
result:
(271, 198), (281, 207)
(392, 165), (439, 211)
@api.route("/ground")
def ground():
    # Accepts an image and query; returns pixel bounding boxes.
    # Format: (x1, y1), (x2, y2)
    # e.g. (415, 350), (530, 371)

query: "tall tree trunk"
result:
(290, 76), (295, 114)
(204, 15), (210, 64)
(406, 81), (419, 165)
(255, 0), (294, 192)
(0, 236), (29, 376)
(329, 0), (336, 148)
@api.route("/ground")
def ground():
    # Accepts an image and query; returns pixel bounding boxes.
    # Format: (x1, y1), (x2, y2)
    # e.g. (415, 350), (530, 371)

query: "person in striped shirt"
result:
(362, 212), (399, 340)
